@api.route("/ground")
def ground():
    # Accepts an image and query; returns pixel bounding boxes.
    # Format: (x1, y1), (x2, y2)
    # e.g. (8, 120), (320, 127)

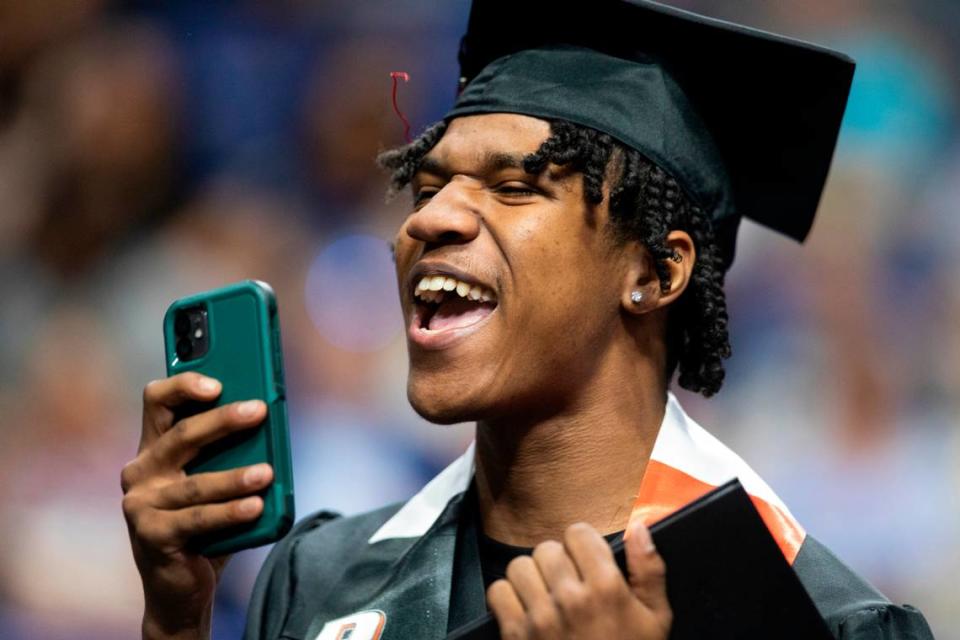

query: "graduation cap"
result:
(444, 0), (856, 269)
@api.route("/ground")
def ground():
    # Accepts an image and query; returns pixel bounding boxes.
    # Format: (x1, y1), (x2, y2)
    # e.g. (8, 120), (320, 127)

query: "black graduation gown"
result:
(242, 492), (933, 640)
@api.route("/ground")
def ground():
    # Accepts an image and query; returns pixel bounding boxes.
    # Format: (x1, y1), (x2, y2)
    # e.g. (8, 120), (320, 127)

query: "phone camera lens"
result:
(174, 312), (191, 336)
(176, 338), (193, 360)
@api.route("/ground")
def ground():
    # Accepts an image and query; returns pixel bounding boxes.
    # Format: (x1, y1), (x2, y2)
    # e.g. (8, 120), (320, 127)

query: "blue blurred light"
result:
(838, 33), (954, 168)
(305, 232), (403, 352)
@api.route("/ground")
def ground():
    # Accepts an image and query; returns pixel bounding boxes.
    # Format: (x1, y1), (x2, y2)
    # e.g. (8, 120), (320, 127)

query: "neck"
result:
(473, 350), (667, 547)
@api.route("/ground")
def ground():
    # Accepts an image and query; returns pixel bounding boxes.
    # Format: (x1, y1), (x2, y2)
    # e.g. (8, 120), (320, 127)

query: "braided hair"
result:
(378, 119), (731, 397)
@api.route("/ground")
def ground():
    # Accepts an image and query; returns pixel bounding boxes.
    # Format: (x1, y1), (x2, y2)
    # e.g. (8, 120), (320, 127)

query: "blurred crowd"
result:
(0, 1), (956, 638)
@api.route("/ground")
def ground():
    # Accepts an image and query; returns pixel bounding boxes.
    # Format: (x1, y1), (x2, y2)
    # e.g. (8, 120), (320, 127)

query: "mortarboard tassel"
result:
(389, 71), (412, 144)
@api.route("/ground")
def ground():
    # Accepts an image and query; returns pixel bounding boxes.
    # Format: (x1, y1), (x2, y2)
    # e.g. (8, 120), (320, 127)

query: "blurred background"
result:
(0, 0), (956, 637)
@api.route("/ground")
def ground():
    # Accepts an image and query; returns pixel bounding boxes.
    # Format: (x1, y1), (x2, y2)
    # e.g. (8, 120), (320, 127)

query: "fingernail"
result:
(198, 377), (220, 393)
(244, 464), (270, 486)
(237, 400), (262, 416)
(239, 496), (261, 515)
(631, 518), (656, 554)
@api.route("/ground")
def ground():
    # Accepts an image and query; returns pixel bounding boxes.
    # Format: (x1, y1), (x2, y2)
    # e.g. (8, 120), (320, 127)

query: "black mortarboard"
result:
(444, 0), (855, 269)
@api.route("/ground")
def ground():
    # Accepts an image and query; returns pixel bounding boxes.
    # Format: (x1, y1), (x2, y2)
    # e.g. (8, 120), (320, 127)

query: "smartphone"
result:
(163, 280), (294, 556)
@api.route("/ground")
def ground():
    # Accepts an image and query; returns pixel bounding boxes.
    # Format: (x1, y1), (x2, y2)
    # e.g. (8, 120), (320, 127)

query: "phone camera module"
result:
(173, 306), (209, 362)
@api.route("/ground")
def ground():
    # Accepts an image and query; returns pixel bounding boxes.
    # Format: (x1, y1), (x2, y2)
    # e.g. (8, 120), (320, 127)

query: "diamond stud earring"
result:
(631, 290), (645, 304)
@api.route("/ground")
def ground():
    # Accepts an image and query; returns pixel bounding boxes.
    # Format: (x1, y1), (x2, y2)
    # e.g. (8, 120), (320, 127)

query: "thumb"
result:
(625, 517), (670, 616)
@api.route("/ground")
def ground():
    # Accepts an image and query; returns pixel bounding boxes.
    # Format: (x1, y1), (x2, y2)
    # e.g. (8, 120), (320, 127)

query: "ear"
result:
(620, 230), (696, 315)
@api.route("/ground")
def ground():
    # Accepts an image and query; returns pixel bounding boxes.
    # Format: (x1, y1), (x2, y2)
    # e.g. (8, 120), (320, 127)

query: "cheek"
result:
(511, 217), (540, 244)
(512, 220), (614, 314)
(505, 230), (620, 381)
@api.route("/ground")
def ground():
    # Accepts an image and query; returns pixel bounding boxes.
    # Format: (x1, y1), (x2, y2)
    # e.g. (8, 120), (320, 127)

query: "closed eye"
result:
(413, 187), (440, 207)
(495, 183), (539, 198)
(411, 181), (541, 208)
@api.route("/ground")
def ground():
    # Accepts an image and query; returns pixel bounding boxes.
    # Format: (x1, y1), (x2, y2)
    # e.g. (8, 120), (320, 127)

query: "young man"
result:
(122, 1), (934, 638)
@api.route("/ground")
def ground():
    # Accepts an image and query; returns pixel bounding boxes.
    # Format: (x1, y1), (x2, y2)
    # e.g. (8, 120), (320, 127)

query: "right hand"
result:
(121, 372), (273, 639)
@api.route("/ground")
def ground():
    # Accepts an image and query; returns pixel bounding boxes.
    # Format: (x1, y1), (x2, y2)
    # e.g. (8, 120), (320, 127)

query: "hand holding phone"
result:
(121, 280), (294, 638)
(122, 373), (271, 637)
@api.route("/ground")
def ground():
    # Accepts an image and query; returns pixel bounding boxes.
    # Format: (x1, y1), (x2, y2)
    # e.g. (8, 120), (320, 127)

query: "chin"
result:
(407, 369), (489, 424)
(407, 379), (478, 425)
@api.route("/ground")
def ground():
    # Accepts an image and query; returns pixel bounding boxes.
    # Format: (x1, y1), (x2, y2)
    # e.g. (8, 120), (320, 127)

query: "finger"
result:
(532, 539), (580, 591)
(168, 496), (264, 545)
(506, 555), (563, 637)
(505, 556), (552, 612)
(154, 464), (274, 509)
(134, 495), (264, 549)
(562, 522), (618, 585)
(531, 539), (589, 629)
(487, 579), (528, 640)
(150, 400), (267, 470)
(141, 374), (222, 445)
(625, 518), (670, 615)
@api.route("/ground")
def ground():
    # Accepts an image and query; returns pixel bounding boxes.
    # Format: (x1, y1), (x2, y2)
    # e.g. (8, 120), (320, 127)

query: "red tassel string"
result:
(389, 71), (412, 144)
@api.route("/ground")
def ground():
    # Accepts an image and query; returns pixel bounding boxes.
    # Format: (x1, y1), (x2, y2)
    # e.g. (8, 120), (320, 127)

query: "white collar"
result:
(368, 391), (797, 546)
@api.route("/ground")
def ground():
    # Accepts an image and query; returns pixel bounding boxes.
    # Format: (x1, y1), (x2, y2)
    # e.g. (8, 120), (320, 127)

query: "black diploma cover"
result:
(447, 479), (832, 640)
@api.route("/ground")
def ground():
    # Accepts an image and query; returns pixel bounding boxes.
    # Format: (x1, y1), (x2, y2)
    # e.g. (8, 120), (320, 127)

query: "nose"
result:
(405, 179), (481, 246)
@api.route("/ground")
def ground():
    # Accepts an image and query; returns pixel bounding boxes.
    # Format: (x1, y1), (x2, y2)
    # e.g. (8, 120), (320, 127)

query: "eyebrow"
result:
(416, 151), (531, 180)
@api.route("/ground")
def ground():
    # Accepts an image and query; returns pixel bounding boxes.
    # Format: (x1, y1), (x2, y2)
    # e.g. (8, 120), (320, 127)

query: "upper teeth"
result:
(415, 275), (495, 304)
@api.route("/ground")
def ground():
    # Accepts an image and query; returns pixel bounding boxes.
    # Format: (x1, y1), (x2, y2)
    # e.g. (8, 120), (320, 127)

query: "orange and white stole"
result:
(628, 393), (805, 564)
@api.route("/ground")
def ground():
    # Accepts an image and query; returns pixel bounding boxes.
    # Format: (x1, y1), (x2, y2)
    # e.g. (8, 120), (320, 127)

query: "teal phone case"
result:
(163, 280), (294, 556)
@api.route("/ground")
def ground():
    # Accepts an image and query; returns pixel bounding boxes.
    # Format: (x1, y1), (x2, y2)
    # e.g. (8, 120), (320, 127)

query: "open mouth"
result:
(413, 274), (498, 333)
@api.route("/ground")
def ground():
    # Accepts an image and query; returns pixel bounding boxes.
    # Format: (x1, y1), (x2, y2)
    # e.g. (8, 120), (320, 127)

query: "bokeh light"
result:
(305, 232), (403, 352)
